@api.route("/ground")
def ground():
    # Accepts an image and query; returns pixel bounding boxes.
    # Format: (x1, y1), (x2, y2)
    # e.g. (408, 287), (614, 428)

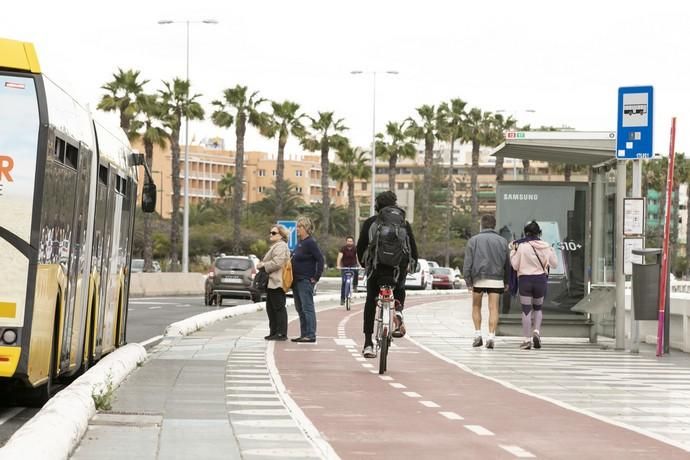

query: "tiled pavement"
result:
(73, 294), (690, 458)
(404, 297), (690, 452)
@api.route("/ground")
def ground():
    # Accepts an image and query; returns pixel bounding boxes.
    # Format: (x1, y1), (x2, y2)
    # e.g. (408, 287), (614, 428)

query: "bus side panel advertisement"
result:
(0, 75), (40, 327)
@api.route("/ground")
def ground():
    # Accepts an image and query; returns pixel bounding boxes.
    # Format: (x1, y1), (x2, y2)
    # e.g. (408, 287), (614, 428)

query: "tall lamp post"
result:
(158, 18), (218, 273)
(351, 70), (398, 215)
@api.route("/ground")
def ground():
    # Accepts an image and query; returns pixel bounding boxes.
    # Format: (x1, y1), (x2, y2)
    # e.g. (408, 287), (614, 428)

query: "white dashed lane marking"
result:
(402, 391), (421, 398)
(499, 445), (536, 458)
(439, 411), (464, 420)
(464, 425), (494, 436)
(389, 382), (406, 389)
(419, 400), (440, 408)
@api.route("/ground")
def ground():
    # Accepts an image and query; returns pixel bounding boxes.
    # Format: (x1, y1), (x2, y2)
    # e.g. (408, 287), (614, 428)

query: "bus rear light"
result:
(1, 329), (16, 344)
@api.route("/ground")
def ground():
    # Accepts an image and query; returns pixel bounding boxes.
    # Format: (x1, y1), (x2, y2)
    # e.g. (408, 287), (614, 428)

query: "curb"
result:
(0, 343), (146, 460)
(0, 288), (465, 459)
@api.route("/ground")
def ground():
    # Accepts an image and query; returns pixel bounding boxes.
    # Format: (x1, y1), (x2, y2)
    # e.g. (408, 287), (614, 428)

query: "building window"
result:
(258, 186), (266, 193)
(361, 183), (367, 191)
(297, 187), (303, 193)
(272, 170), (276, 176)
(258, 169), (266, 177)
(296, 170), (303, 177)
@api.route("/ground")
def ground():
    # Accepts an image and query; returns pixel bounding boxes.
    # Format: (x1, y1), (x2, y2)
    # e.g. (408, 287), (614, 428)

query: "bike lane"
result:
(273, 296), (690, 459)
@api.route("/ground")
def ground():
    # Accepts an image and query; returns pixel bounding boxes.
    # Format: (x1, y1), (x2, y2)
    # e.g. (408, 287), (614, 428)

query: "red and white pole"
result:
(657, 117), (676, 357)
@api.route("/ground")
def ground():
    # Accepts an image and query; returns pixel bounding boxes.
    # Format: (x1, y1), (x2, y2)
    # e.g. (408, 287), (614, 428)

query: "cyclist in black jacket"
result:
(357, 191), (418, 358)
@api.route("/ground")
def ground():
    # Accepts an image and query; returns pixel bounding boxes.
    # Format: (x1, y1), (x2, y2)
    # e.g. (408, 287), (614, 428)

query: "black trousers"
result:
(363, 268), (407, 335)
(266, 287), (287, 336)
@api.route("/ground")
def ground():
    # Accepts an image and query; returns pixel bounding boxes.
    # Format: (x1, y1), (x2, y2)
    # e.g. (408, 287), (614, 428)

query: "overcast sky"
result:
(3, 0), (689, 158)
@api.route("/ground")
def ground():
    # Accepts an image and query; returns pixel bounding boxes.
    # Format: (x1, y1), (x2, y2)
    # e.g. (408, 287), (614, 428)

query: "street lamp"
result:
(158, 19), (218, 272)
(351, 70), (399, 215)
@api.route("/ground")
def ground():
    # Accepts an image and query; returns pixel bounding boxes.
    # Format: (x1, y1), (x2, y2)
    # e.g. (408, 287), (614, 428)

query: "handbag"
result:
(252, 268), (269, 292)
(281, 259), (293, 292)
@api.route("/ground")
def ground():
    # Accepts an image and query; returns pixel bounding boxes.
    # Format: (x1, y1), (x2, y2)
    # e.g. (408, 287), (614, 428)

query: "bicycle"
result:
(375, 284), (396, 374)
(341, 267), (358, 311)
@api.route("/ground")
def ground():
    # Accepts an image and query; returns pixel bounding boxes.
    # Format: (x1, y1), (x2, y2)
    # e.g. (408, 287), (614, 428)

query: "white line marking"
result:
(362, 363), (373, 368)
(439, 411), (464, 420)
(390, 383), (406, 389)
(419, 400), (440, 408)
(148, 306), (162, 310)
(355, 357), (366, 362)
(0, 407), (24, 426)
(402, 391), (421, 398)
(139, 334), (163, 348)
(464, 425), (494, 436)
(499, 445), (536, 458)
(379, 376), (394, 381)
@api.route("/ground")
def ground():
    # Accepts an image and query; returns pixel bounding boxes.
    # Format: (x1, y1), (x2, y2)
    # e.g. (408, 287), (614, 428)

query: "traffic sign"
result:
(277, 220), (297, 251)
(616, 86), (654, 159)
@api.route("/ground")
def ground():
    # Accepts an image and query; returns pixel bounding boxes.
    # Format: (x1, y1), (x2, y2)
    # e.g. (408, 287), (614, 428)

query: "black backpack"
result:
(366, 205), (411, 275)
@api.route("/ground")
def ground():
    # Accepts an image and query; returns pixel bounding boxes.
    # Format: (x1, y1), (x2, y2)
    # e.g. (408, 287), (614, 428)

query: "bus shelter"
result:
(491, 131), (619, 341)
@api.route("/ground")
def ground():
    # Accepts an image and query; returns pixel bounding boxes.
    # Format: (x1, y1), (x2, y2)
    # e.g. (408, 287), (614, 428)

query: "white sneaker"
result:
(362, 345), (376, 358)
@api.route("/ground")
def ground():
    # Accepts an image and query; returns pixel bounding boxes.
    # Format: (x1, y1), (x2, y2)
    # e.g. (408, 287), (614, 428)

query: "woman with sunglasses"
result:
(257, 225), (291, 340)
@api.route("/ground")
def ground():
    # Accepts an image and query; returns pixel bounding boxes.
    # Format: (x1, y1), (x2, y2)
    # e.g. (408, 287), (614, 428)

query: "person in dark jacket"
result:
(336, 236), (359, 305)
(291, 216), (324, 343)
(463, 214), (510, 350)
(357, 191), (418, 358)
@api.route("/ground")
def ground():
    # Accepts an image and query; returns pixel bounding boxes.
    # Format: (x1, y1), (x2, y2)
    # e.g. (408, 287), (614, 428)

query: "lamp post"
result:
(158, 18), (218, 273)
(351, 70), (399, 215)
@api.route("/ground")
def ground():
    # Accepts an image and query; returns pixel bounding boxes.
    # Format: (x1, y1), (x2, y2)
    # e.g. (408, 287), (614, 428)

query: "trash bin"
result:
(631, 248), (661, 321)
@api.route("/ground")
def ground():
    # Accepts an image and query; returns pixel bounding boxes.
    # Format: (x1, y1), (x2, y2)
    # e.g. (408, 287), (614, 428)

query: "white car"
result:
(405, 259), (433, 290)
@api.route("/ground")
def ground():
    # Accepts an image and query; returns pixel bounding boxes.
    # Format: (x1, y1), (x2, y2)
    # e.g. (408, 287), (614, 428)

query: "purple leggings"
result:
(518, 274), (547, 337)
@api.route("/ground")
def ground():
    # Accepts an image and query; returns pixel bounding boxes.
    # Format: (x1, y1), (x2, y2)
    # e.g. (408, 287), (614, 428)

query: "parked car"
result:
(427, 260), (440, 269)
(205, 255), (263, 306)
(131, 258), (144, 273)
(431, 267), (463, 289)
(405, 258), (432, 290)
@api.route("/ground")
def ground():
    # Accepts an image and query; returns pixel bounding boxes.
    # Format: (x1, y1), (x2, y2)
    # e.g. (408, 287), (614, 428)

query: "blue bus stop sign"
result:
(616, 86), (653, 159)
(277, 220), (297, 251)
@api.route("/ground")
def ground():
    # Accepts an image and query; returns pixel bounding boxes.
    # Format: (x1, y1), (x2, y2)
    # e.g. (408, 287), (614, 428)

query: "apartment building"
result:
(135, 141), (343, 219)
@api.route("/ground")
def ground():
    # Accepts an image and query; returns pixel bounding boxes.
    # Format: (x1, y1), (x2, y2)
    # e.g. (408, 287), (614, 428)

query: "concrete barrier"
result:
(129, 273), (205, 297)
(625, 290), (690, 352)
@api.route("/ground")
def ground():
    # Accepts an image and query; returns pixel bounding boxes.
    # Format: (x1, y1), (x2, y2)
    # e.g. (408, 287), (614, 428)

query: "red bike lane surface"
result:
(274, 297), (689, 459)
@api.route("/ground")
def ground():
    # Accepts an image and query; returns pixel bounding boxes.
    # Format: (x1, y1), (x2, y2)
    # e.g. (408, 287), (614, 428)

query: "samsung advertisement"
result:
(497, 182), (588, 315)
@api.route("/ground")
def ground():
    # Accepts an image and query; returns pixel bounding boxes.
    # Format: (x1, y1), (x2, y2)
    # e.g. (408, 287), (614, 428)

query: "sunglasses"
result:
(269, 231), (279, 236)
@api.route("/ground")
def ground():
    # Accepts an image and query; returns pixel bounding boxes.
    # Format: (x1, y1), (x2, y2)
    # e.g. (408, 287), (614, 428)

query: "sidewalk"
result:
(404, 298), (690, 451)
(70, 294), (690, 458)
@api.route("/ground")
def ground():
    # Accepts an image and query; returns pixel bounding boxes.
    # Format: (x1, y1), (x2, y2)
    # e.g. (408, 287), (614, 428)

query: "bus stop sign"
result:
(616, 86), (653, 159)
(277, 220), (298, 251)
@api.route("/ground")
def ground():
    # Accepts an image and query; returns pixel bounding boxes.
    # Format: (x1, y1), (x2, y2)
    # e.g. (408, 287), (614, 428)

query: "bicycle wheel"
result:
(378, 332), (389, 374)
(345, 295), (351, 311)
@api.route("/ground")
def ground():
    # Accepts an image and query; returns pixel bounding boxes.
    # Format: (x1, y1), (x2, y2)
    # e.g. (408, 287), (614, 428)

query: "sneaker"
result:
(291, 337), (304, 342)
(295, 337), (316, 343)
(264, 334), (275, 340)
(472, 336), (483, 348)
(519, 340), (532, 350)
(362, 345), (376, 358)
(486, 339), (494, 349)
(392, 313), (406, 338)
(532, 331), (542, 349)
(273, 335), (288, 341)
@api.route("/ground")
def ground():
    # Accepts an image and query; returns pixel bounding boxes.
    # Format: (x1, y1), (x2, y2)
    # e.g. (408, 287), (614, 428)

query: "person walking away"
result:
(336, 236), (360, 305)
(463, 214), (510, 349)
(291, 216), (324, 343)
(510, 220), (558, 349)
(257, 225), (291, 341)
(357, 191), (418, 358)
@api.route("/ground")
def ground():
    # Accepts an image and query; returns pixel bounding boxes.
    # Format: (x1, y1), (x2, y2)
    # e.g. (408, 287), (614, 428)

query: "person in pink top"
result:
(510, 221), (558, 350)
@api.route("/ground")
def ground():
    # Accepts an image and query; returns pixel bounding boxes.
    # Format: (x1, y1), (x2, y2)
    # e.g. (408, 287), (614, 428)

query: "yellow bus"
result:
(0, 38), (156, 403)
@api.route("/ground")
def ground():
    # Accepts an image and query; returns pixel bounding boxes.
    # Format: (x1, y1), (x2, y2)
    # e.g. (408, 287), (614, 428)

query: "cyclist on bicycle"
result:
(357, 191), (418, 358)
(336, 236), (360, 305)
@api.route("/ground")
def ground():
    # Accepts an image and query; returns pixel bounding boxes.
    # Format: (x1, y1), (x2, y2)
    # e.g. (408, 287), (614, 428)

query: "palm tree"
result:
(406, 105), (443, 245)
(462, 108), (496, 230)
(159, 78), (205, 271)
(492, 113), (517, 182)
(217, 171), (236, 203)
(97, 68), (148, 137)
(211, 85), (268, 252)
(438, 99), (467, 266)
(376, 121), (417, 191)
(132, 93), (167, 271)
(330, 144), (371, 235)
(302, 112), (348, 238)
(252, 181), (305, 218)
(264, 100), (308, 219)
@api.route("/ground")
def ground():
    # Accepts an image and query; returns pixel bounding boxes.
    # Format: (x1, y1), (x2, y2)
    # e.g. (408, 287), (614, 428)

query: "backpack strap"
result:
(528, 243), (547, 274)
